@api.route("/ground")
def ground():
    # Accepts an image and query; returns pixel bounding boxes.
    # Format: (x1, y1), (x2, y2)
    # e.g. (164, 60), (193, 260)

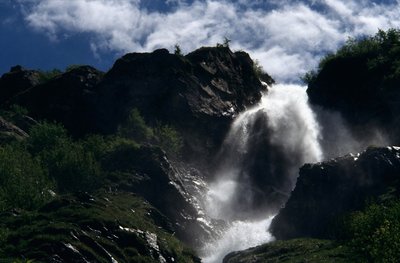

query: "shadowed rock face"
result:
(11, 66), (104, 137)
(307, 56), (400, 144)
(102, 144), (218, 248)
(0, 116), (28, 143)
(0, 65), (41, 104)
(93, 47), (269, 161)
(270, 146), (400, 240)
(0, 47), (270, 161)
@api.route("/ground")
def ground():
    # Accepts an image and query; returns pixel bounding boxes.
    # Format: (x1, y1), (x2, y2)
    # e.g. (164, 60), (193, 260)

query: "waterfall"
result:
(200, 83), (323, 262)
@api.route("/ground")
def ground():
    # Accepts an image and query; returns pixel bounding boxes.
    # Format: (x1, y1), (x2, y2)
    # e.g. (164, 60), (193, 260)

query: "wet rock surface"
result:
(270, 146), (400, 240)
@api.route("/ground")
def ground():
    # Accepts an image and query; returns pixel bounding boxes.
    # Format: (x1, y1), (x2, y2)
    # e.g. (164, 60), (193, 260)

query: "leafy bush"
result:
(0, 144), (53, 211)
(28, 122), (103, 192)
(174, 44), (183, 56)
(346, 200), (400, 263)
(118, 109), (154, 142)
(27, 122), (69, 154)
(42, 143), (102, 192)
(101, 138), (140, 173)
(304, 28), (400, 84)
(154, 124), (183, 157)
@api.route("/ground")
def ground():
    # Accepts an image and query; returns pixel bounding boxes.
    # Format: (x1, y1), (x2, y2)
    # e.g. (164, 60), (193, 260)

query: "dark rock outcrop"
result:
(0, 65), (41, 104)
(102, 144), (216, 248)
(11, 66), (104, 136)
(93, 47), (268, 161)
(307, 50), (400, 144)
(1, 47), (269, 161)
(270, 146), (400, 240)
(0, 116), (28, 143)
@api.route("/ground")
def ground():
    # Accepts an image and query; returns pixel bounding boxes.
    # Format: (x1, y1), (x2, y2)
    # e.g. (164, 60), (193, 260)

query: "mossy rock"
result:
(0, 191), (200, 263)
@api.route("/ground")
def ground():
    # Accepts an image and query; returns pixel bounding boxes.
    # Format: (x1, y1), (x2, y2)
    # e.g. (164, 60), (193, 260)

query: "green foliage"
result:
(118, 109), (154, 142)
(301, 70), (317, 84)
(27, 122), (69, 154)
(224, 238), (356, 263)
(28, 122), (102, 193)
(346, 200), (400, 263)
(37, 68), (62, 83)
(304, 28), (400, 84)
(0, 192), (199, 262)
(216, 36), (231, 48)
(154, 124), (183, 157)
(41, 142), (102, 193)
(9, 104), (28, 116)
(100, 138), (140, 174)
(253, 59), (265, 78)
(223, 36), (231, 47)
(174, 44), (182, 56)
(0, 105), (29, 126)
(0, 144), (53, 211)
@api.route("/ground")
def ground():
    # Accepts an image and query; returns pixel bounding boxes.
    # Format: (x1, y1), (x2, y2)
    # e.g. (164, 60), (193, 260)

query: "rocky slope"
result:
(0, 46), (270, 262)
(270, 146), (400, 239)
(0, 191), (200, 262)
(0, 47), (271, 162)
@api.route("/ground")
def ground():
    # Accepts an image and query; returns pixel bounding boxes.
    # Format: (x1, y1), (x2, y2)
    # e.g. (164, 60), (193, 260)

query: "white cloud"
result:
(20, 0), (400, 82)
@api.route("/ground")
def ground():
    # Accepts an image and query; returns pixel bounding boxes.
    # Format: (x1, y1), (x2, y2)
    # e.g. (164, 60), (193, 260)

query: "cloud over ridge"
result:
(21, 0), (400, 82)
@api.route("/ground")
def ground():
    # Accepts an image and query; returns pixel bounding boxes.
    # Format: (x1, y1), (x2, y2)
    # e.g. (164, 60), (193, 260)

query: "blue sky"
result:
(1, 0), (400, 82)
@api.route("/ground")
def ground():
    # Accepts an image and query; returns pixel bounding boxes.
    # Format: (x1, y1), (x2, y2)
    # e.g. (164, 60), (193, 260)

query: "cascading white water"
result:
(200, 83), (323, 263)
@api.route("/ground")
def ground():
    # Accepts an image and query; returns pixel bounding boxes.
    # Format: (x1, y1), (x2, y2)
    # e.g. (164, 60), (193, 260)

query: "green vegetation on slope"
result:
(0, 105), (193, 261)
(0, 191), (199, 262)
(223, 238), (357, 263)
(344, 200), (400, 263)
(304, 28), (400, 85)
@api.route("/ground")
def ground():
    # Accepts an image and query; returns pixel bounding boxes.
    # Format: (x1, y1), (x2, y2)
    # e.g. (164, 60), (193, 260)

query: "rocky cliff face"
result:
(93, 47), (269, 161)
(0, 46), (270, 261)
(306, 34), (400, 144)
(0, 65), (41, 104)
(270, 146), (400, 239)
(0, 47), (269, 161)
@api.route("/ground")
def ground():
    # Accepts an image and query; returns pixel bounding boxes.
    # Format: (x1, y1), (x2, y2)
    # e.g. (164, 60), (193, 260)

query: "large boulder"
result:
(270, 146), (400, 239)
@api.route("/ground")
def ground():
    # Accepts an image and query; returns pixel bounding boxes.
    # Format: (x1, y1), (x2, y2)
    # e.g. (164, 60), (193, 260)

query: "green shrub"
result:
(174, 44), (183, 56)
(0, 145), (53, 211)
(306, 29), (400, 84)
(27, 122), (69, 154)
(28, 122), (103, 192)
(41, 142), (102, 192)
(118, 109), (153, 142)
(346, 200), (400, 263)
(101, 138), (140, 173)
(154, 124), (183, 157)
